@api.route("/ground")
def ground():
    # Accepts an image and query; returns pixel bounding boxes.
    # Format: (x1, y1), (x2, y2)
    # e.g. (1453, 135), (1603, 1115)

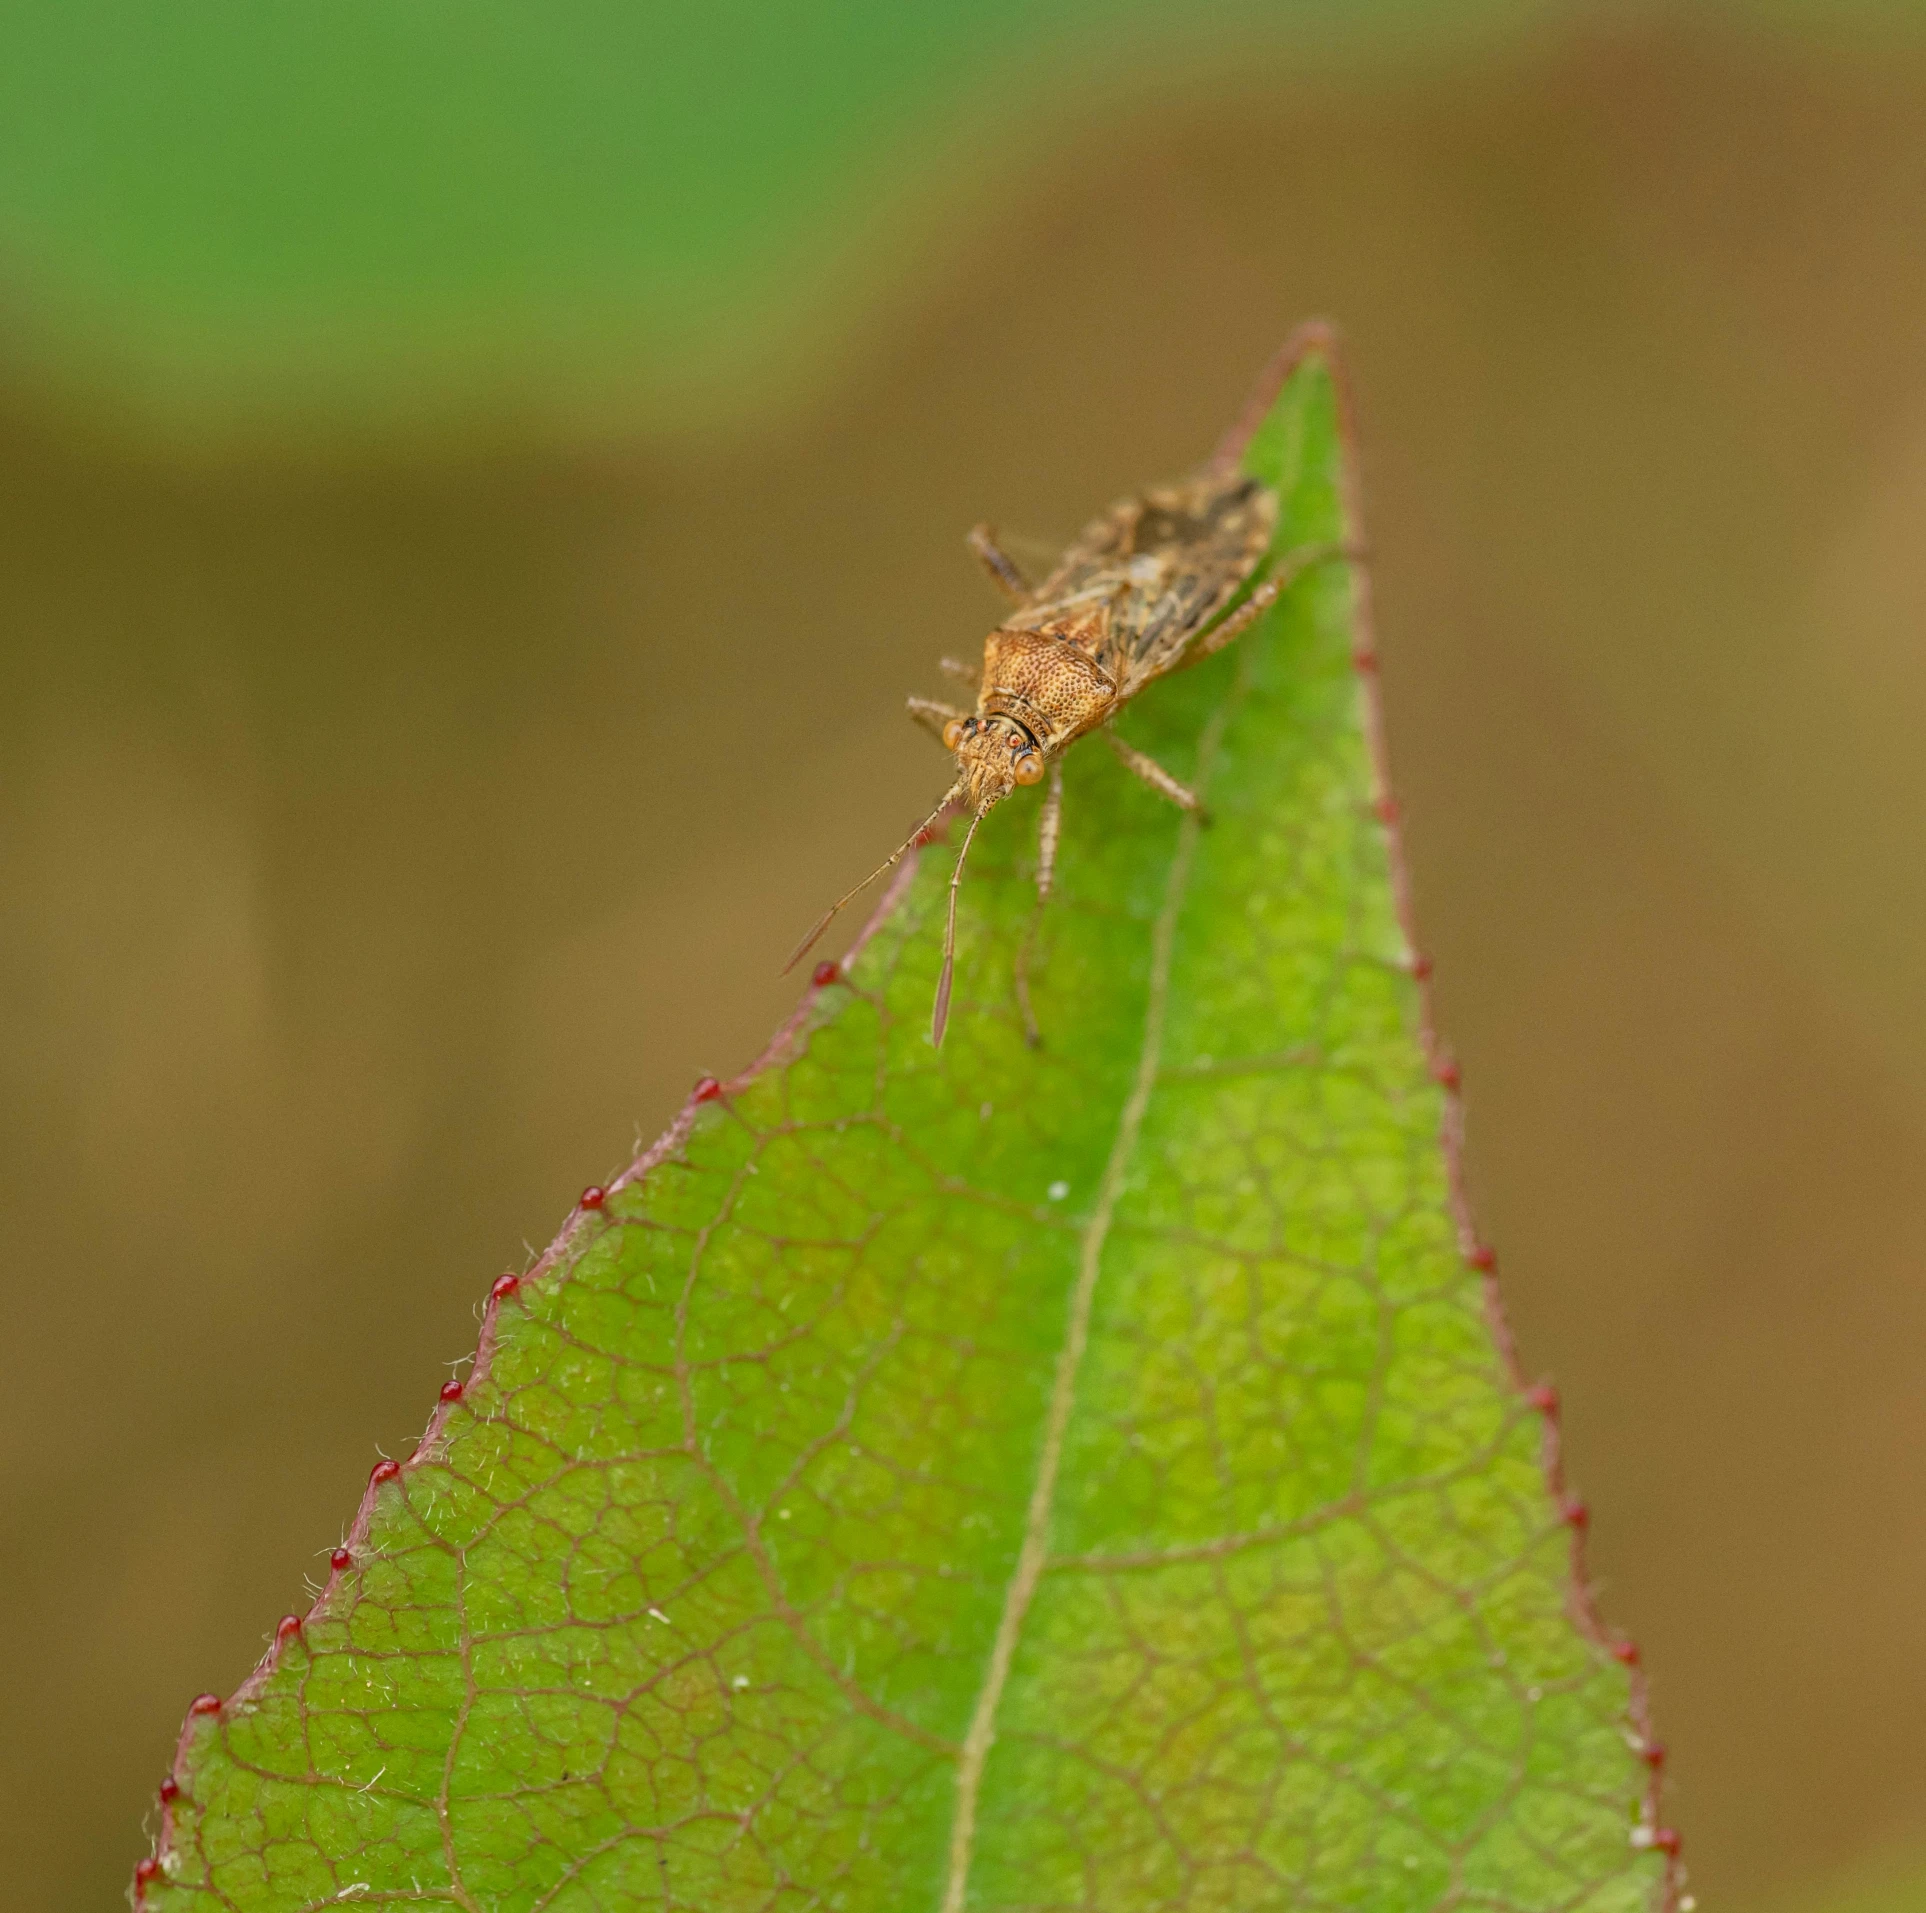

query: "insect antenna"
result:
(782, 786), (961, 975)
(930, 810), (984, 1049)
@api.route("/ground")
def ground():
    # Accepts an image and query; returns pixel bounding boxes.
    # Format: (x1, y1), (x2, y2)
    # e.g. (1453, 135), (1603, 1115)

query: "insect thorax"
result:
(978, 625), (1117, 749)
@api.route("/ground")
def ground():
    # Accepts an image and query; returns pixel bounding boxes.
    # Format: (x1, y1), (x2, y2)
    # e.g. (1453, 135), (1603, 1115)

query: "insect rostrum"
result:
(786, 338), (1356, 1047)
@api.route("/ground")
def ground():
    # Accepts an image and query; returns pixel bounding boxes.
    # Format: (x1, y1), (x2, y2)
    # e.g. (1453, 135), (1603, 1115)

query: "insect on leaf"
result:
(138, 333), (1679, 1912)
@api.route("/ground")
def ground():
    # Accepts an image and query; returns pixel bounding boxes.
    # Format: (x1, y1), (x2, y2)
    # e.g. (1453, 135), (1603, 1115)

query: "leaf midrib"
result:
(938, 676), (1243, 1913)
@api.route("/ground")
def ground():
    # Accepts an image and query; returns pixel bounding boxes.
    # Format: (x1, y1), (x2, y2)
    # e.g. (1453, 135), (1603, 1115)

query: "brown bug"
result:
(785, 332), (1355, 1046)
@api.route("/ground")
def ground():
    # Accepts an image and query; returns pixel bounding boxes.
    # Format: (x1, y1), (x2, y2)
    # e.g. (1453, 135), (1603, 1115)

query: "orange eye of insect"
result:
(942, 718), (966, 751)
(1013, 752), (1044, 785)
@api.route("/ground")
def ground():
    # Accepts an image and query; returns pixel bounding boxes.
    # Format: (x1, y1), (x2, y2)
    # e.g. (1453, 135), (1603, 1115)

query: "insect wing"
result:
(1013, 472), (1276, 693)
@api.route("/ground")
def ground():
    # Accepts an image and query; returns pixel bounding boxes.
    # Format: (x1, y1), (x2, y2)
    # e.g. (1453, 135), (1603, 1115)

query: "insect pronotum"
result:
(785, 326), (1361, 1046)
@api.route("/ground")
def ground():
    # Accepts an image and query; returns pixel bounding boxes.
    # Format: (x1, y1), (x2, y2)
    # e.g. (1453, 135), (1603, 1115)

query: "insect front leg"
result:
(967, 524), (1032, 603)
(1015, 759), (1065, 1048)
(1034, 759), (1064, 902)
(1103, 729), (1205, 816)
(907, 695), (968, 744)
(938, 655), (980, 687)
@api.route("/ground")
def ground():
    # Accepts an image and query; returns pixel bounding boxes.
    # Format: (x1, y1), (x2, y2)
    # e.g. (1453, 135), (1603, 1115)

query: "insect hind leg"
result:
(1189, 539), (1367, 665)
(1188, 579), (1278, 665)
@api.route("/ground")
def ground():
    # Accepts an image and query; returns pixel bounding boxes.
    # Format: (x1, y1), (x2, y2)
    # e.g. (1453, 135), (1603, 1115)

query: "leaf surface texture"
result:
(145, 357), (1665, 1912)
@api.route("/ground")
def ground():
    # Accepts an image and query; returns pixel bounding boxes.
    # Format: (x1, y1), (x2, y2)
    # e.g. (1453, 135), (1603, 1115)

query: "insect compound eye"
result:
(1013, 752), (1044, 786)
(942, 718), (966, 751)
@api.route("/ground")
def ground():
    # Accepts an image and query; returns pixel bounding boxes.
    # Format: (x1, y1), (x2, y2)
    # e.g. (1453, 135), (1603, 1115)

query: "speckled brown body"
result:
(787, 336), (1355, 1045)
(946, 471), (1278, 816)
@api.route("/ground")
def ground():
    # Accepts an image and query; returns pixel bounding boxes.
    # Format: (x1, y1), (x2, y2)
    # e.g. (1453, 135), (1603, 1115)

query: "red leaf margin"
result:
(134, 325), (1685, 1912)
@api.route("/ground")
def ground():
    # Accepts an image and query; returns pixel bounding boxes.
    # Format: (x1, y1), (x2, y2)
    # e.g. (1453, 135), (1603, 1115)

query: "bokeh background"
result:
(2, 4), (1923, 1908)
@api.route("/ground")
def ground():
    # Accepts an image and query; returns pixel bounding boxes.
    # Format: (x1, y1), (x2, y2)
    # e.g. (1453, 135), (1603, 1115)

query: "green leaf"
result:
(141, 342), (1669, 1911)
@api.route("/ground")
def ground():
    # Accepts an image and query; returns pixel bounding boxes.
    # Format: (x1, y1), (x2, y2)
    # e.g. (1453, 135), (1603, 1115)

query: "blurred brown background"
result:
(3, 15), (1924, 1911)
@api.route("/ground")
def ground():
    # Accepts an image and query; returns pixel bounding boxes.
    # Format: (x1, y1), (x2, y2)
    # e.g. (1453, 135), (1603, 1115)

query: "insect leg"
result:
(907, 695), (968, 743)
(1014, 760), (1064, 1048)
(1103, 730), (1205, 815)
(1188, 579), (1279, 663)
(1178, 539), (1363, 670)
(1034, 758), (1064, 903)
(967, 523), (1032, 602)
(938, 655), (981, 687)
(1190, 539), (1368, 664)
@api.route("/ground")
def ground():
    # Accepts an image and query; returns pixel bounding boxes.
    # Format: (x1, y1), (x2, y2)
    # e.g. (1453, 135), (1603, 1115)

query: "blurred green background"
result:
(2, 4), (1924, 1909)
